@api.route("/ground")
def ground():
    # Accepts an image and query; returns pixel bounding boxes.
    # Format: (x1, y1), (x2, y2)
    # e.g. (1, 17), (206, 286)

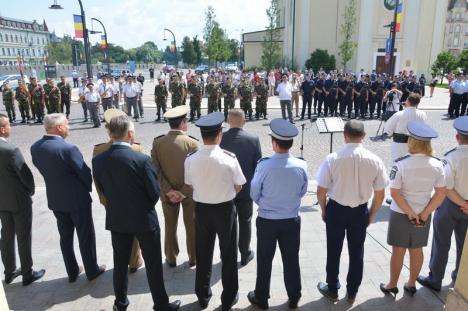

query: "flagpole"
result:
(77, 0), (92, 78)
(164, 28), (177, 68)
(389, 0), (399, 76)
(91, 17), (110, 74)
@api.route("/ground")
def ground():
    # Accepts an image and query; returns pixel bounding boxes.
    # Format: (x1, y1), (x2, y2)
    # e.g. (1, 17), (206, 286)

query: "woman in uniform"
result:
(380, 121), (446, 297)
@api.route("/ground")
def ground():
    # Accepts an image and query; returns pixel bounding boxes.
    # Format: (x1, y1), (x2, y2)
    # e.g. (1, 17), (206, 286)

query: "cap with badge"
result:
(195, 112), (224, 132)
(103, 108), (126, 123)
(86, 82), (94, 87)
(269, 118), (299, 141)
(407, 121), (438, 141)
(164, 105), (189, 120)
(453, 116), (468, 135)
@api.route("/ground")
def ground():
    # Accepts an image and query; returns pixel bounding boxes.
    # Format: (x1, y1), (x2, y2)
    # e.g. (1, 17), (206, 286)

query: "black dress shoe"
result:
(288, 299), (299, 309)
(346, 293), (356, 304)
(404, 284), (417, 296)
(198, 298), (210, 310)
(241, 251), (254, 266)
(417, 276), (441, 292)
(247, 291), (268, 309)
(165, 259), (176, 268)
(379, 283), (399, 298)
(188, 261), (196, 268)
(317, 282), (338, 302)
(88, 264), (106, 281)
(165, 300), (181, 310)
(222, 293), (238, 311)
(5, 268), (21, 284)
(69, 266), (83, 283)
(22, 269), (45, 286)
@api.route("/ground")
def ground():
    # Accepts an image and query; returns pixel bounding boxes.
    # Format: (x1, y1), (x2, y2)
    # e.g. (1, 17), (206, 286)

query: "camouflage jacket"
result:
(48, 86), (61, 102)
(29, 84), (45, 104)
(222, 84), (236, 99)
(205, 83), (220, 99)
(238, 85), (253, 102)
(15, 87), (29, 102)
(154, 84), (168, 99)
(57, 82), (72, 98)
(254, 84), (269, 100)
(188, 82), (202, 98)
(43, 84), (51, 99)
(2, 88), (14, 104)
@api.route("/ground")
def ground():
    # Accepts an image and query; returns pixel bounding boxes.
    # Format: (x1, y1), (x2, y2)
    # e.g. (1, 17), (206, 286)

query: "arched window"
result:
(453, 37), (459, 47)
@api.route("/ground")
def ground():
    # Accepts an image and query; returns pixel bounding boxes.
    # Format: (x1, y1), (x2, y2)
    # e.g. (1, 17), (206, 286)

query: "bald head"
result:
(344, 120), (365, 142)
(227, 109), (245, 128)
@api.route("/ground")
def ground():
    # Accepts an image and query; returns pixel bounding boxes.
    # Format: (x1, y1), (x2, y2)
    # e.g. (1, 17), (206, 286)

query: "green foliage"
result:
(181, 36), (197, 65)
(48, 37), (82, 64)
(203, 6), (216, 65)
(135, 41), (162, 63)
(431, 51), (457, 81)
(305, 49), (336, 72)
(338, 0), (357, 70)
(261, 0), (282, 70)
(458, 49), (468, 74)
(193, 36), (202, 65)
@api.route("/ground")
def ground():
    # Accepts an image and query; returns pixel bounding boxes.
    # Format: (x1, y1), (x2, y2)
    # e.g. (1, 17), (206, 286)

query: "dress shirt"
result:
(0, 137), (6, 142)
(123, 83), (139, 97)
(85, 90), (100, 103)
(390, 154), (445, 214)
(112, 141), (131, 148)
(450, 80), (466, 95)
(98, 83), (113, 98)
(384, 107), (427, 136)
(316, 143), (389, 208)
(444, 145), (468, 200)
(251, 153), (308, 219)
(276, 82), (292, 100)
(184, 144), (246, 204)
(291, 80), (300, 92)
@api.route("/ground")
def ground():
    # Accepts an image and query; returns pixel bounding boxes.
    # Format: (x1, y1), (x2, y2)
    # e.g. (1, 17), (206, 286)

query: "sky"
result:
(1, 0), (270, 49)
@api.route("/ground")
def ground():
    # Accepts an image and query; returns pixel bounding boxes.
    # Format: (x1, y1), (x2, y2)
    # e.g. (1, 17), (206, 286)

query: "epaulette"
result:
(257, 157), (270, 163)
(187, 150), (197, 157)
(133, 142), (141, 145)
(154, 134), (165, 141)
(189, 135), (199, 141)
(223, 150), (236, 158)
(94, 143), (105, 147)
(430, 156), (441, 161)
(395, 155), (410, 162)
(444, 148), (457, 157)
(296, 156), (305, 161)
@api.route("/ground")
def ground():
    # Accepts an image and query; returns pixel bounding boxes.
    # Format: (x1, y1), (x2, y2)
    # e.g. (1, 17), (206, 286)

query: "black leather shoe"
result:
(22, 269), (45, 286)
(346, 293), (356, 304)
(188, 261), (196, 268)
(69, 266), (83, 283)
(317, 282), (338, 302)
(379, 283), (399, 298)
(288, 299), (299, 309)
(222, 293), (238, 311)
(247, 291), (268, 309)
(5, 268), (21, 284)
(198, 297), (210, 310)
(417, 276), (441, 292)
(166, 300), (181, 310)
(165, 259), (176, 268)
(241, 251), (254, 266)
(88, 265), (106, 281)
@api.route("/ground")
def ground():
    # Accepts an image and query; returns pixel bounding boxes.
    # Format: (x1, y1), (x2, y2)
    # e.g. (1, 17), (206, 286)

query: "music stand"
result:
(316, 117), (345, 153)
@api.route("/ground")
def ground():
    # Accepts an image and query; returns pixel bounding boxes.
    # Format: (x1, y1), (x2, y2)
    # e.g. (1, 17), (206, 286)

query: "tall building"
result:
(243, 0), (447, 76)
(0, 16), (51, 66)
(444, 0), (468, 55)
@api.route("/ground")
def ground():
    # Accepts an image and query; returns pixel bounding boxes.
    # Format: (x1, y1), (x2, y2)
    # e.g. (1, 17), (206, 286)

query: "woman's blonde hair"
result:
(408, 136), (433, 156)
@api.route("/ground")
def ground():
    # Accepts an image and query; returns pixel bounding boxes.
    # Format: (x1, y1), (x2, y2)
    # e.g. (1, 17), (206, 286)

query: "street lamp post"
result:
(90, 17), (110, 74)
(49, 0), (93, 78)
(163, 28), (177, 68)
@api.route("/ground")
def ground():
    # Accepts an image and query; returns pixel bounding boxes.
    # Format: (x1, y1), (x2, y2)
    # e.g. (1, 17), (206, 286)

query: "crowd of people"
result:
(0, 83), (467, 310)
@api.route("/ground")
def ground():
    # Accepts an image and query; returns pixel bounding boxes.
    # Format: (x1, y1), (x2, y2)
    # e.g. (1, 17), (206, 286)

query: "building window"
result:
(37, 38), (39, 44)
(449, 24), (454, 33)
(7, 48), (10, 56)
(5, 34), (8, 42)
(454, 37), (459, 47)
(0, 33), (2, 41)
(10, 34), (13, 42)
(42, 38), (45, 45)
(1, 48), (4, 56)
(465, 41), (468, 48)
(32, 49), (36, 56)
(455, 25), (461, 33)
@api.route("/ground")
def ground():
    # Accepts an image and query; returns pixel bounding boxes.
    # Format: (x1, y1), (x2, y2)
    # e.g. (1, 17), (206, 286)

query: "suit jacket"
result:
(220, 127), (262, 200)
(151, 130), (198, 203)
(92, 144), (160, 233)
(0, 139), (35, 212)
(31, 135), (92, 212)
(92, 141), (143, 206)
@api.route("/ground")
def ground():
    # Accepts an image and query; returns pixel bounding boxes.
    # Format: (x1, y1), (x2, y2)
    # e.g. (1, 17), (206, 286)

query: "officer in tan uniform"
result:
(92, 108), (143, 273)
(151, 106), (199, 267)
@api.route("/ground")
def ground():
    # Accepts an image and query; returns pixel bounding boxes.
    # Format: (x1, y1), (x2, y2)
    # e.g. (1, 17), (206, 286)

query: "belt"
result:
(126, 96), (136, 99)
(393, 133), (409, 143)
(103, 97), (112, 99)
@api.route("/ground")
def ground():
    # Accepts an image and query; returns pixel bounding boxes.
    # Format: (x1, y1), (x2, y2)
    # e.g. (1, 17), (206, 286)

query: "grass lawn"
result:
(436, 83), (449, 89)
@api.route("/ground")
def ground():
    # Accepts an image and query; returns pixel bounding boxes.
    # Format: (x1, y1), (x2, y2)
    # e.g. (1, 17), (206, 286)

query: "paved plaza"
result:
(0, 82), (460, 310)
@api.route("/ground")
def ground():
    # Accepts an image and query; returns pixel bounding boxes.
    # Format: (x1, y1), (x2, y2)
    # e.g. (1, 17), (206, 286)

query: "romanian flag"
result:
(170, 41), (176, 52)
(101, 35), (107, 49)
(395, 2), (403, 32)
(73, 15), (84, 38)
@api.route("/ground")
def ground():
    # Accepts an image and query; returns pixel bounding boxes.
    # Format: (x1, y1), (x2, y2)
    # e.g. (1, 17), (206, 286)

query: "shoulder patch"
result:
(395, 155), (410, 162)
(430, 156), (441, 161)
(257, 157), (270, 163)
(444, 148), (457, 157)
(223, 150), (236, 158)
(442, 159), (448, 167)
(187, 150), (197, 157)
(188, 135), (199, 141)
(389, 165), (398, 180)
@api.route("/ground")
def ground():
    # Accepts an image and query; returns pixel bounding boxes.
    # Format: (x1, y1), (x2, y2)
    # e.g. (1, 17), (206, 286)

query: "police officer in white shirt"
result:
(132, 76), (144, 118)
(276, 74), (294, 123)
(85, 83), (101, 128)
(384, 93), (427, 162)
(78, 78), (88, 122)
(98, 76), (114, 112)
(381, 121), (446, 297)
(316, 120), (388, 303)
(110, 76), (120, 109)
(184, 112), (246, 311)
(122, 76), (140, 121)
(417, 116), (468, 292)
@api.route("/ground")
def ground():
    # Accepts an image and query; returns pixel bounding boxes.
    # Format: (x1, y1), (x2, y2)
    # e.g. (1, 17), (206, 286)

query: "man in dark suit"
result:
(30, 113), (105, 283)
(0, 114), (45, 286)
(92, 115), (180, 311)
(220, 109), (262, 265)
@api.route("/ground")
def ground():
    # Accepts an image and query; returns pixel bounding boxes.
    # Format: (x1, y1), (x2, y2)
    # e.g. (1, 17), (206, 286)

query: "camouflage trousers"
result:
(208, 97), (218, 113)
(240, 100), (253, 119)
(32, 101), (45, 121)
(256, 98), (268, 117)
(17, 99), (30, 121)
(156, 99), (167, 119)
(171, 96), (182, 107)
(48, 100), (61, 114)
(223, 98), (235, 117)
(190, 96), (201, 120)
(4, 102), (16, 121)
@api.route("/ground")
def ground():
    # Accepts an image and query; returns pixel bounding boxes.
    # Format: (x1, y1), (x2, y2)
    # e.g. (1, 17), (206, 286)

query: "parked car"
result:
(195, 65), (209, 75)
(0, 74), (29, 92)
(225, 63), (238, 72)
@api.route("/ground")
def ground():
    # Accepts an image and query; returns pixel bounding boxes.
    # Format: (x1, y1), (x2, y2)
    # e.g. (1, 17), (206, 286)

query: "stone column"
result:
(355, 0), (376, 72)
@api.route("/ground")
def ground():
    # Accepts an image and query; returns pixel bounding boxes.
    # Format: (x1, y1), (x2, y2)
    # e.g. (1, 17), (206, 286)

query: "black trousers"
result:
(326, 95), (337, 115)
(61, 98), (71, 116)
(313, 94), (319, 111)
(317, 94), (325, 115)
(195, 201), (238, 308)
(326, 200), (368, 296)
(111, 229), (169, 311)
(73, 78), (79, 88)
(461, 93), (468, 116)
(255, 216), (301, 303)
(234, 197), (253, 258)
(449, 94), (463, 118)
(53, 207), (100, 278)
(301, 96), (312, 118)
(359, 97), (368, 117)
(0, 205), (33, 278)
(340, 97), (353, 117)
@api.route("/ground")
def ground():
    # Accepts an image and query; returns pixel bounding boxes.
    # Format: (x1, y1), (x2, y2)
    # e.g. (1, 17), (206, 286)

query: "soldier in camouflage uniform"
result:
(238, 78), (253, 120)
(180, 75), (187, 106)
(2, 82), (16, 122)
(205, 77), (220, 113)
(154, 78), (168, 122)
(29, 77), (45, 124)
(217, 77), (223, 111)
(47, 79), (61, 113)
(187, 75), (202, 121)
(27, 82), (36, 121)
(169, 75), (184, 107)
(221, 77), (237, 120)
(43, 78), (52, 114)
(254, 78), (269, 120)
(15, 80), (31, 123)
(57, 76), (72, 118)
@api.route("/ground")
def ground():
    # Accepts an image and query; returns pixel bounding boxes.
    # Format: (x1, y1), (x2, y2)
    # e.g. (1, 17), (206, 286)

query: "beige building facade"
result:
(444, 0), (468, 55)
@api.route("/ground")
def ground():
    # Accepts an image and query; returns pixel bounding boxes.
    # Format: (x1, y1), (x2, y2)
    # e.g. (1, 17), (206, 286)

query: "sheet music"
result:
(316, 117), (345, 133)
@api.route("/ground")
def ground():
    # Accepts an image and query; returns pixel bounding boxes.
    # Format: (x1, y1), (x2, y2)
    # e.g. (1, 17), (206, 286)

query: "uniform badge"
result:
(390, 166), (398, 180)
(442, 159), (448, 167)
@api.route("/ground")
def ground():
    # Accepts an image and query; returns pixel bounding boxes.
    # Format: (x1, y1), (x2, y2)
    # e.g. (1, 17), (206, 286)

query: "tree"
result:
(458, 49), (468, 74)
(261, 0), (282, 70)
(338, 0), (357, 70)
(181, 36), (196, 65)
(135, 41), (162, 63)
(305, 49), (336, 72)
(431, 51), (457, 83)
(193, 35), (202, 65)
(48, 37), (82, 64)
(203, 6), (216, 66)
(226, 39), (240, 62)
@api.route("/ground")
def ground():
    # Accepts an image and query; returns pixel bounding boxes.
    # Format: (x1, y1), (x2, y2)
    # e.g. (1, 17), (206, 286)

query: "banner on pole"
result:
(73, 15), (84, 38)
